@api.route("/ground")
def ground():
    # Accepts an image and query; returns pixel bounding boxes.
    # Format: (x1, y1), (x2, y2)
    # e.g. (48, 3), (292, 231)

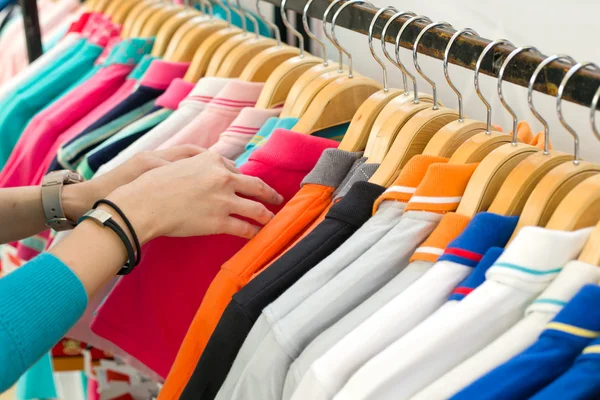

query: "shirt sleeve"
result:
(0, 252), (88, 391)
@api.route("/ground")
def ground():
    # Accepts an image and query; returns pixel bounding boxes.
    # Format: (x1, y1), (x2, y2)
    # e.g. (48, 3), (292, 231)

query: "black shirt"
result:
(180, 181), (386, 400)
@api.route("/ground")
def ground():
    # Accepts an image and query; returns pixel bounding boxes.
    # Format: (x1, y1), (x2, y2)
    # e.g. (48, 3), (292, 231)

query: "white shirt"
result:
(412, 259), (600, 400)
(335, 226), (593, 400)
(95, 77), (230, 175)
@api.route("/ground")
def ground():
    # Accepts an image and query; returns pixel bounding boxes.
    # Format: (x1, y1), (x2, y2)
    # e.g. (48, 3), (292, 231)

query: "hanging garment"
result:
(284, 212), (471, 400)
(415, 259), (600, 400)
(90, 130), (339, 379)
(159, 149), (363, 400)
(156, 81), (266, 150)
(179, 181), (386, 400)
(452, 283), (600, 400)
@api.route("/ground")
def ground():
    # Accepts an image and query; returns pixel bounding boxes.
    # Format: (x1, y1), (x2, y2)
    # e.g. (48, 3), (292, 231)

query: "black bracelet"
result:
(78, 210), (137, 275)
(93, 199), (141, 266)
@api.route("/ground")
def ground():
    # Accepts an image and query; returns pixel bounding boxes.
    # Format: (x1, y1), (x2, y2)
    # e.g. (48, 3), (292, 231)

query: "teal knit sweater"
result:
(0, 253), (88, 392)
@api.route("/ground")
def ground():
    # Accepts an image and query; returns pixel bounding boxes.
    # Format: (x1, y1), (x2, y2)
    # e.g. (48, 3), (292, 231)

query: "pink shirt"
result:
(157, 80), (265, 150)
(209, 107), (281, 160)
(154, 78), (195, 110)
(90, 130), (339, 378)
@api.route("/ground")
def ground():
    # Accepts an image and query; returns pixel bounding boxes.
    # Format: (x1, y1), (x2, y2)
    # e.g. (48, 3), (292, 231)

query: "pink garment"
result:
(157, 80), (265, 150)
(90, 130), (339, 378)
(141, 60), (191, 91)
(209, 107), (281, 159)
(0, 63), (135, 188)
(154, 78), (195, 110)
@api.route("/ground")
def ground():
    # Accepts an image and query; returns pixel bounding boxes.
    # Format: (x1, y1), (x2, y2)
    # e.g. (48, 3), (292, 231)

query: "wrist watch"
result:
(41, 170), (84, 231)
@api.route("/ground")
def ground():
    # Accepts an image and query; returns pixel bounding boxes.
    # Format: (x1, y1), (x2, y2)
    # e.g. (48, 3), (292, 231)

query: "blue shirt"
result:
(452, 284), (600, 400)
(448, 247), (504, 301)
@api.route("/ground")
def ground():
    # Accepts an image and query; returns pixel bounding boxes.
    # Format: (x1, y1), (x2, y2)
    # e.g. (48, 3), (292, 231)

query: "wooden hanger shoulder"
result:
(487, 151), (573, 216)
(279, 62), (340, 116)
(337, 89), (405, 152)
(149, 8), (199, 56)
(280, 66), (347, 118)
(292, 76), (382, 134)
(511, 161), (600, 239)
(164, 18), (228, 62)
(239, 45), (303, 83)
(129, 3), (170, 38)
(93, 0), (113, 13)
(455, 143), (540, 218)
(254, 55), (323, 109)
(215, 37), (278, 78)
(448, 131), (515, 164)
(183, 27), (243, 82)
(546, 173), (600, 231)
(204, 32), (253, 77)
(106, 0), (143, 24)
(422, 119), (487, 157)
(363, 94), (434, 165)
(121, 0), (158, 38)
(139, 5), (183, 39)
(86, 0), (98, 11)
(578, 220), (600, 265)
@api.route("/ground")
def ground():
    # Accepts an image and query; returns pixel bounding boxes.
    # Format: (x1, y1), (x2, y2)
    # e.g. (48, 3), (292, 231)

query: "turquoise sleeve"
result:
(0, 253), (88, 392)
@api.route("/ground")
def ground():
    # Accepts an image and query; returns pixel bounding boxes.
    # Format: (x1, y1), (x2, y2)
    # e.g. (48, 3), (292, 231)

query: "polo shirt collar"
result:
(139, 59), (190, 90)
(411, 212), (471, 263)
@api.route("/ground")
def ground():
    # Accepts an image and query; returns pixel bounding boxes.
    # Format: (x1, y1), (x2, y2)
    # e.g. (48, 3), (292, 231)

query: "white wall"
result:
(310, 0), (600, 161)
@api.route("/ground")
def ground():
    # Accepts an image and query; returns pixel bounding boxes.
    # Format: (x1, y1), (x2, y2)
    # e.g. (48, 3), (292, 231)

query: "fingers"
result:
(233, 175), (283, 205)
(223, 158), (239, 174)
(154, 145), (206, 163)
(230, 198), (275, 226)
(220, 217), (261, 239)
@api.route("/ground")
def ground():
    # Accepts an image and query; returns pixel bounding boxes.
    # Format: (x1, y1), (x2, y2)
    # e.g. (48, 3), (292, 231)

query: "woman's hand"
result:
(105, 150), (283, 244)
(62, 145), (205, 222)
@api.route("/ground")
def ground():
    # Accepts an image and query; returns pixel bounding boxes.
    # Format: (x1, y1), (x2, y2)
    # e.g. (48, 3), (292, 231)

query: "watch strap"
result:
(42, 171), (84, 231)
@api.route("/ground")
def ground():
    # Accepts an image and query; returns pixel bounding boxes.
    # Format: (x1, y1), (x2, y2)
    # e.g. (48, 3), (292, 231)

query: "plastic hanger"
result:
(280, 0), (356, 119)
(337, 6), (408, 152)
(448, 40), (519, 164)
(363, 14), (436, 170)
(150, 5), (202, 57)
(164, 1), (229, 62)
(422, 28), (488, 157)
(292, 0), (382, 134)
(512, 62), (600, 237)
(238, 0), (303, 82)
(369, 20), (460, 182)
(255, 0), (323, 108)
(183, 0), (245, 81)
(456, 45), (545, 218)
(578, 86), (600, 263)
(540, 63), (600, 231)
(214, 0), (278, 77)
(488, 52), (577, 216)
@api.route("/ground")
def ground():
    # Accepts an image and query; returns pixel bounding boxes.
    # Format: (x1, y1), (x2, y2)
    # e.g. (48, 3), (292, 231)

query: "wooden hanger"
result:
(238, 0), (302, 82)
(106, 0), (143, 25)
(121, 0), (158, 38)
(291, 0), (382, 134)
(337, 6), (408, 152)
(488, 53), (580, 216)
(512, 62), (600, 237)
(128, 3), (168, 38)
(422, 29), (488, 157)
(93, 0), (113, 13)
(254, 0), (324, 108)
(545, 174), (600, 231)
(149, 8), (200, 55)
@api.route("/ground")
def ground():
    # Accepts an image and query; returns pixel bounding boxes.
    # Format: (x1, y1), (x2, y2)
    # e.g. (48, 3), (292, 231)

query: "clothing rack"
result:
(263, 0), (600, 111)
(19, 0), (43, 62)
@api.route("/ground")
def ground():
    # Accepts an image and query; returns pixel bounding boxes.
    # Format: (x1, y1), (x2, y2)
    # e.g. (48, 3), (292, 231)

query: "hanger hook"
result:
(413, 21), (453, 109)
(474, 39), (514, 134)
(368, 6), (397, 91)
(331, 0), (372, 78)
(498, 46), (542, 146)
(255, 0), (281, 45)
(396, 15), (433, 104)
(591, 84), (600, 143)
(217, 0), (233, 28)
(200, 0), (213, 17)
(528, 54), (576, 154)
(444, 28), (479, 121)
(303, 0), (327, 64)
(557, 62), (600, 165)
(382, 11), (415, 94)
(323, 0), (344, 72)
(235, 0), (259, 36)
(225, 0), (247, 32)
(280, 0), (304, 56)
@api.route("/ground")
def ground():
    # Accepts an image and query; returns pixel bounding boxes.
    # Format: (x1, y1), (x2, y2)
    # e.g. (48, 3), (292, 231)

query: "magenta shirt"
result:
(90, 130), (340, 378)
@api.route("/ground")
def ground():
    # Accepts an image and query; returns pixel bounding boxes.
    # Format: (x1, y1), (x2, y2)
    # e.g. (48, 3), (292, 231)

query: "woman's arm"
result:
(0, 150), (282, 391)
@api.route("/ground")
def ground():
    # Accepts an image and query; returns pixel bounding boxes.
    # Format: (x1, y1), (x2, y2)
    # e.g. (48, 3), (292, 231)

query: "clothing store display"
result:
(415, 259), (600, 400)
(161, 148), (362, 400)
(180, 182), (386, 400)
(453, 284), (600, 400)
